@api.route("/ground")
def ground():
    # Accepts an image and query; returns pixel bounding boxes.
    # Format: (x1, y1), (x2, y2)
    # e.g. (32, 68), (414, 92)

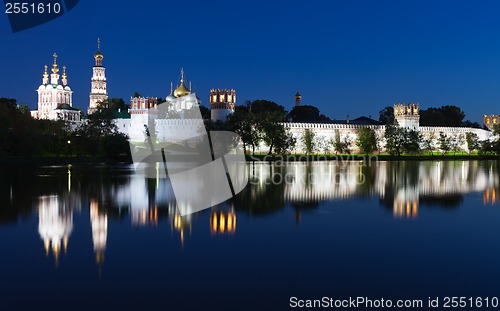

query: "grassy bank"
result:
(246, 153), (500, 162)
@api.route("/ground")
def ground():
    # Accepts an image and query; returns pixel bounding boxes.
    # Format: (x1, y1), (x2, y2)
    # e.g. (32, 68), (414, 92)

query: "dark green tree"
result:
(227, 106), (261, 155)
(302, 129), (316, 154)
(439, 132), (452, 155)
(384, 124), (405, 156)
(287, 105), (331, 122)
(356, 127), (377, 154)
(420, 105), (466, 127)
(379, 106), (395, 125)
(258, 111), (287, 155)
(245, 99), (287, 155)
(465, 132), (480, 154)
(422, 132), (436, 155)
(401, 129), (422, 155)
(248, 99), (286, 115)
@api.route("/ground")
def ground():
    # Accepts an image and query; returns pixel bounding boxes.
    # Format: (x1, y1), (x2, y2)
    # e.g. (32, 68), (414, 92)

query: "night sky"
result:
(1, 0), (500, 122)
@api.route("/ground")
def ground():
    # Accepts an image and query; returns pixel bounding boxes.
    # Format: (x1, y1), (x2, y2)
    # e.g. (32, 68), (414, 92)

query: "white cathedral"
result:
(31, 53), (80, 122)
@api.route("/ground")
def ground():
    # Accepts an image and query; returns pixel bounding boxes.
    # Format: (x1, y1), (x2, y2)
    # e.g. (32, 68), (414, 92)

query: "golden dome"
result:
(174, 82), (190, 98)
(174, 68), (191, 98)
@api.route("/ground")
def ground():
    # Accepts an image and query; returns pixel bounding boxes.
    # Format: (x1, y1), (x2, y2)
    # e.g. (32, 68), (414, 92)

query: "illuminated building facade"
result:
(394, 102), (420, 130)
(31, 53), (80, 122)
(277, 96), (492, 154)
(88, 38), (108, 115)
(210, 88), (236, 122)
(484, 114), (500, 130)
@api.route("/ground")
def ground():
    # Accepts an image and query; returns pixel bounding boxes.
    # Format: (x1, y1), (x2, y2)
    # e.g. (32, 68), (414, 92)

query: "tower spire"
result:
(42, 65), (49, 84)
(180, 68), (185, 83)
(62, 66), (67, 86)
(170, 82), (173, 95)
(97, 37), (100, 51)
(52, 53), (59, 73)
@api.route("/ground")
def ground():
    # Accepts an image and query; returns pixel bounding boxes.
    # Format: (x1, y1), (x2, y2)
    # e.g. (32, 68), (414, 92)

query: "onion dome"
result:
(174, 68), (191, 98)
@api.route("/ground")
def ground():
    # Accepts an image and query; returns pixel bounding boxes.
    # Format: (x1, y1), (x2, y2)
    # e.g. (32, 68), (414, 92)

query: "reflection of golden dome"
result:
(174, 82), (190, 98)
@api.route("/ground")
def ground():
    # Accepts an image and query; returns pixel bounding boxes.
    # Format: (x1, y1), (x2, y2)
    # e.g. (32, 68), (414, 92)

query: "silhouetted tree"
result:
(356, 127), (377, 154)
(288, 105), (331, 122)
(379, 106), (395, 125)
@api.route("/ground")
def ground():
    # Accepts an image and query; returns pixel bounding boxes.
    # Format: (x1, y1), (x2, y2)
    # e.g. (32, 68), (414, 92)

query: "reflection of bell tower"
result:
(90, 200), (108, 267)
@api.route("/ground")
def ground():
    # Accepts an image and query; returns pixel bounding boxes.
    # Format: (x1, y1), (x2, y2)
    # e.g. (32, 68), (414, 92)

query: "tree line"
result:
(1, 95), (497, 158)
(0, 97), (130, 159)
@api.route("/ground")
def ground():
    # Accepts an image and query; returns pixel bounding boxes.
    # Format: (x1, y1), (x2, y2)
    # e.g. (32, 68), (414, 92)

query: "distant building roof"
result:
(112, 109), (130, 119)
(86, 108), (131, 119)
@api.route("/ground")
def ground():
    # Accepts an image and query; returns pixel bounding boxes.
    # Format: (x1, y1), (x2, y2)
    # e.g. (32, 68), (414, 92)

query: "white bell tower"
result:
(88, 38), (108, 115)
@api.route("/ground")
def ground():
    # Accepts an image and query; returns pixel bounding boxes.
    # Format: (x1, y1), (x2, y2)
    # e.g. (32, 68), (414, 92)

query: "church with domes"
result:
(31, 53), (80, 122)
(164, 68), (202, 112)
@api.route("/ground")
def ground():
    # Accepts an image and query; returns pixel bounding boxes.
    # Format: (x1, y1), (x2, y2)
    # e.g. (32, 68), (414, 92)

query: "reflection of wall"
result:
(247, 162), (500, 219)
(250, 163), (364, 203)
(210, 209), (236, 235)
(393, 198), (418, 219)
(484, 188), (497, 205)
(37, 195), (73, 264)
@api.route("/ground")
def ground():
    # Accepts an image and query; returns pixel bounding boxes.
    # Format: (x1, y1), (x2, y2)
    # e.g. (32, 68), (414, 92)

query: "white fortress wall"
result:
(252, 122), (493, 153)
(154, 118), (205, 143)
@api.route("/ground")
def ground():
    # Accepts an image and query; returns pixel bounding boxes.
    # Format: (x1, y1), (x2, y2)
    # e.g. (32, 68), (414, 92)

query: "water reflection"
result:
(90, 199), (107, 265)
(2, 160), (500, 267)
(210, 209), (237, 235)
(238, 161), (500, 220)
(37, 195), (73, 264)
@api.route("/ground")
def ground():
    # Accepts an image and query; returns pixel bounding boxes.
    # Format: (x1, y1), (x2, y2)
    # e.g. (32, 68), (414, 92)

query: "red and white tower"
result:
(210, 89), (236, 122)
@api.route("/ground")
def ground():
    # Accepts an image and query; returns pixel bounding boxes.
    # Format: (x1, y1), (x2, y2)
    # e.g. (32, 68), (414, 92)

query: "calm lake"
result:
(1, 160), (499, 310)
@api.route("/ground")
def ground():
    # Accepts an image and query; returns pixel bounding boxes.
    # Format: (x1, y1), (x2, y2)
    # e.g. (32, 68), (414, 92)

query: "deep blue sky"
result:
(1, 0), (500, 122)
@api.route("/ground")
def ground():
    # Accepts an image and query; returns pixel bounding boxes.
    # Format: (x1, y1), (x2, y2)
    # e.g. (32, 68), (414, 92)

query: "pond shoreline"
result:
(1, 154), (499, 166)
(246, 154), (500, 162)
